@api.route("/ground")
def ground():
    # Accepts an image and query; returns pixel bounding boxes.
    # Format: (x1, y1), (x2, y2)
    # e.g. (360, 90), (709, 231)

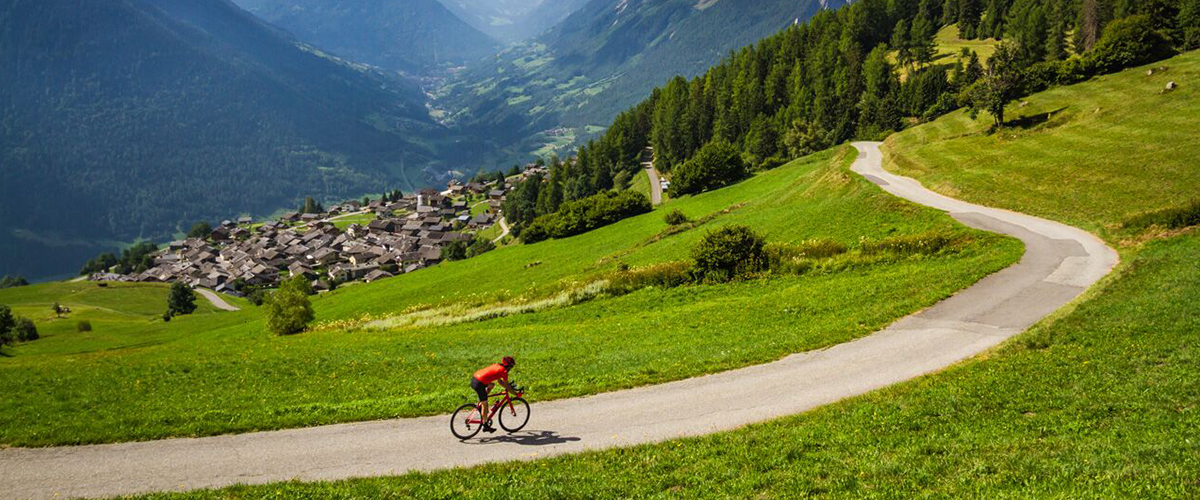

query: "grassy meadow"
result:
(0, 147), (1020, 447)
(885, 50), (1200, 242)
(125, 51), (1200, 500)
(133, 231), (1200, 500)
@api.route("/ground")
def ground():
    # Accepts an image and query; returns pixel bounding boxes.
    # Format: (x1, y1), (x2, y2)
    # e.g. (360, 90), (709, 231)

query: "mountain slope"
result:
(437, 0), (846, 160)
(232, 0), (501, 74)
(0, 0), (443, 280)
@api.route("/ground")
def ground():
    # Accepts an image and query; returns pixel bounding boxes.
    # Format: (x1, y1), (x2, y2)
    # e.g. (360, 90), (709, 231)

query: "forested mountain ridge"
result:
(0, 0), (447, 280)
(436, 0), (844, 164)
(230, 0), (501, 75)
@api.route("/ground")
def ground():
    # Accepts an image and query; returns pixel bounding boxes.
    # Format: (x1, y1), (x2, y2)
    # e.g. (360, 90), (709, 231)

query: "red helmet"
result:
(501, 356), (515, 368)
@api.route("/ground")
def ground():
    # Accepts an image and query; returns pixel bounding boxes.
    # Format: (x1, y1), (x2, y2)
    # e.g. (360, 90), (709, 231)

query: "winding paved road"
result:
(196, 288), (239, 312)
(0, 143), (1118, 500)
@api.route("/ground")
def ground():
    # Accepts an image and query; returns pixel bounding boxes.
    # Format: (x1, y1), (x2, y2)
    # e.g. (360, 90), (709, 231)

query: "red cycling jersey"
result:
(473, 363), (509, 384)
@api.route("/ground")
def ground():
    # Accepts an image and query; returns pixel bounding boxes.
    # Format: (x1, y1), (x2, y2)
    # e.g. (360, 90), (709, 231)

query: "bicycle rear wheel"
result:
(498, 397), (530, 432)
(450, 403), (483, 440)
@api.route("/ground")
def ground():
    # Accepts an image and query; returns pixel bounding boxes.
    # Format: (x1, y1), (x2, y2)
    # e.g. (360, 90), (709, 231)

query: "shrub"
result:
(162, 311), (172, 322)
(860, 232), (954, 256)
(13, 317), (37, 342)
(668, 140), (747, 196)
(1086, 15), (1173, 74)
(441, 240), (468, 261)
(467, 238), (496, 257)
(1122, 199), (1200, 230)
(167, 282), (197, 316)
(0, 305), (14, 347)
(0, 275), (29, 289)
(690, 225), (767, 283)
(663, 210), (690, 226)
(522, 190), (652, 243)
(607, 261), (694, 294)
(265, 275), (315, 336)
(756, 156), (789, 172)
(77, 320), (92, 332)
(247, 288), (267, 306)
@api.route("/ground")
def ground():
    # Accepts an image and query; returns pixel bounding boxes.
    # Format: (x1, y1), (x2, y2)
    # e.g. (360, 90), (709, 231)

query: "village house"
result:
(93, 185), (511, 292)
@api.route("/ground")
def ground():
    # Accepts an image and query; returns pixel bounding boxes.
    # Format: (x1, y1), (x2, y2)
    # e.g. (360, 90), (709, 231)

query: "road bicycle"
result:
(450, 382), (530, 440)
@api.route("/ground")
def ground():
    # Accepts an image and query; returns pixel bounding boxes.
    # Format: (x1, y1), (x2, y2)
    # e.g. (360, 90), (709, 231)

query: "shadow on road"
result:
(472, 430), (581, 446)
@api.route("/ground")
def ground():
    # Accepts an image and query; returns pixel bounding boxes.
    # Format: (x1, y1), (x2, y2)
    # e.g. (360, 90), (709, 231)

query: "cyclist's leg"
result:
(471, 377), (490, 425)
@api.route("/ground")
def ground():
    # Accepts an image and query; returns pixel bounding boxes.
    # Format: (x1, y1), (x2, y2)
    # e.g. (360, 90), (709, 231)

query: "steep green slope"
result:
(232, 0), (501, 74)
(437, 0), (842, 162)
(0, 0), (446, 281)
(0, 147), (1020, 446)
(132, 51), (1200, 500)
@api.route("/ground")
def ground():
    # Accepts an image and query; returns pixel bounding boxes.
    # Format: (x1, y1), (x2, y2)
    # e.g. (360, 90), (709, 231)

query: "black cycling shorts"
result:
(470, 377), (490, 402)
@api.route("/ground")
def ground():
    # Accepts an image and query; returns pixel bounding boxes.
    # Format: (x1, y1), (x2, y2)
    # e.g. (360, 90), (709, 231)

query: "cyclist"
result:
(471, 356), (516, 433)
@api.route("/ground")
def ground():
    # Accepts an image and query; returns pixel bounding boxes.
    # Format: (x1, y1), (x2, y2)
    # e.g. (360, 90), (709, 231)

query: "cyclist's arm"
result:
(497, 376), (514, 392)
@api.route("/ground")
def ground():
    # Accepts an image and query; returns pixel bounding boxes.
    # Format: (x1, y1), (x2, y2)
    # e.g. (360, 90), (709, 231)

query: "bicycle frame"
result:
(467, 388), (522, 425)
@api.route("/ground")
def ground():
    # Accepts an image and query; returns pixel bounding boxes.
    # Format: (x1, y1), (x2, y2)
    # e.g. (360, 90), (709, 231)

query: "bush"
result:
(13, 317), (37, 342)
(265, 275), (315, 336)
(766, 239), (850, 275)
(0, 305), (14, 347)
(756, 156), (789, 171)
(247, 288), (268, 306)
(607, 261), (694, 294)
(522, 190), (652, 243)
(441, 240), (468, 261)
(467, 238), (496, 257)
(663, 210), (690, 226)
(77, 320), (92, 332)
(860, 232), (954, 256)
(690, 225), (767, 283)
(0, 275), (29, 289)
(167, 282), (197, 316)
(1086, 15), (1174, 74)
(669, 140), (747, 197)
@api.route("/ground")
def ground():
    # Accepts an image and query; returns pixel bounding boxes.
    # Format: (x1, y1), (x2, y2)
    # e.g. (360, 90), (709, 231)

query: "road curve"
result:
(195, 288), (239, 312)
(0, 142), (1118, 500)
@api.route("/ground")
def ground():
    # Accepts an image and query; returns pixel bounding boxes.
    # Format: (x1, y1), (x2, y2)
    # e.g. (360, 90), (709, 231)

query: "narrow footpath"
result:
(0, 143), (1118, 500)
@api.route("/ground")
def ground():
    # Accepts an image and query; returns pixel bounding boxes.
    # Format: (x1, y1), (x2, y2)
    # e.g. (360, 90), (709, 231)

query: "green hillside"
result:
(132, 51), (1200, 500)
(885, 51), (1200, 241)
(0, 147), (1020, 447)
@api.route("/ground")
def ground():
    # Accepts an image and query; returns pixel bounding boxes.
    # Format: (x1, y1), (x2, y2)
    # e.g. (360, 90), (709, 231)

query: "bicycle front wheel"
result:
(498, 397), (530, 432)
(450, 403), (483, 440)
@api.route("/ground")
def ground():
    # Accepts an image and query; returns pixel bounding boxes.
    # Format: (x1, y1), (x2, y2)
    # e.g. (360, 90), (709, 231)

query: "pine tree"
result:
(892, 19), (913, 67)
(1182, 0), (1200, 50)
(1006, 0), (1049, 64)
(911, 15), (938, 66)
(981, 0), (1006, 39)
(959, 0), (984, 39)
(1044, 1), (1069, 61)
(942, 0), (960, 26)
(1078, 0), (1101, 52)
